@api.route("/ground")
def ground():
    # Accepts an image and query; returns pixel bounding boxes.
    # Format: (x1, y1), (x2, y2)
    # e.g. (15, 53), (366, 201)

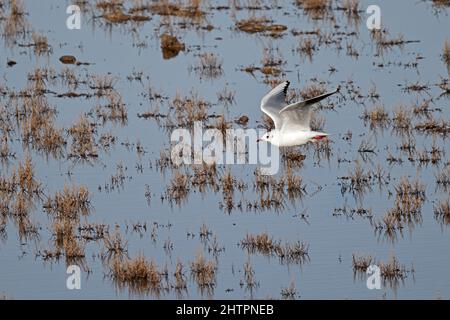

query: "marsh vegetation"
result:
(0, 0), (448, 299)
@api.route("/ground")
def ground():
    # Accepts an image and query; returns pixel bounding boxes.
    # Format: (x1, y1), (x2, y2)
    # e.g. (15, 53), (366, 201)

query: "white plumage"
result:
(258, 81), (339, 147)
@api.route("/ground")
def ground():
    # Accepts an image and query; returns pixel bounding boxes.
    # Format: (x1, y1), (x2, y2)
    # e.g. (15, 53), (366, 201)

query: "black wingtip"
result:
(283, 81), (290, 94)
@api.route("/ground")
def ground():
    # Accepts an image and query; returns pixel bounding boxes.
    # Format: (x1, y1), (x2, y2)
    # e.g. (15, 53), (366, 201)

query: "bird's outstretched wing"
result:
(260, 81), (290, 129)
(279, 87), (340, 131)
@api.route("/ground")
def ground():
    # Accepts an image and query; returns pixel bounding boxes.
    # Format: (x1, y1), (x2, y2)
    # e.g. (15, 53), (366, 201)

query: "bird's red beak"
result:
(312, 135), (328, 141)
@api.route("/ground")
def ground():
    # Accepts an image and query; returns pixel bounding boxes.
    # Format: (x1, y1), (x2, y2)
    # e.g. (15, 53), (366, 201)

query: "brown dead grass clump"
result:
(160, 33), (185, 59)
(109, 254), (162, 295)
(172, 261), (187, 293)
(96, 0), (124, 11)
(373, 212), (404, 242)
(102, 11), (130, 23)
(281, 148), (306, 168)
(253, 167), (305, 208)
(190, 252), (217, 291)
(98, 0), (150, 24)
(26, 67), (57, 92)
(44, 184), (91, 219)
(15, 156), (40, 197)
(146, 0), (205, 20)
(44, 195), (88, 264)
(412, 99), (431, 117)
(395, 177), (425, 199)
(93, 92), (128, 125)
(379, 177), (426, 231)
(166, 171), (190, 204)
(191, 163), (218, 192)
(379, 255), (408, 286)
(259, 47), (284, 76)
(242, 233), (274, 254)
(297, 37), (316, 60)
(362, 105), (389, 129)
(221, 169), (234, 194)
(0, 155), (42, 224)
(432, 0), (450, 10)
(375, 32), (420, 55)
(352, 254), (409, 287)
(0, 135), (14, 163)
(285, 167), (305, 199)
(220, 169), (236, 213)
(300, 83), (327, 100)
(240, 232), (309, 265)
(341, 0), (361, 26)
(435, 168), (449, 191)
(339, 161), (372, 196)
(2, 0), (29, 47)
(236, 17), (287, 34)
(434, 199), (450, 225)
(30, 33), (51, 55)
(17, 93), (65, 157)
(68, 115), (98, 160)
(392, 105), (412, 131)
(415, 117), (449, 136)
(343, 0), (360, 15)
(102, 230), (128, 262)
(170, 91), (210, 127)
(352, 254), (373, 272)
(241, 260), (259, 292)
(217, 86), (236, 106)
(58, 225), (85, 260)
(199, 223), (212, 240)
(89, 74), (116, 96)
(194, 53), (223, 80)
(296, 0), (332, 20)
(281, 281), (298, 300)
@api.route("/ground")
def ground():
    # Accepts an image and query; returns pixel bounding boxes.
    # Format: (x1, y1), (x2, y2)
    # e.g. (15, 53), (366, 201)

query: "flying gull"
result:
(257, 81), (339, 147)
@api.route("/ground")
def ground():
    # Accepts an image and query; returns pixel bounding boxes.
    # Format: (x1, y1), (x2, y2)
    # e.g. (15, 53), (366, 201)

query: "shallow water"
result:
(0, 0), (449, 299)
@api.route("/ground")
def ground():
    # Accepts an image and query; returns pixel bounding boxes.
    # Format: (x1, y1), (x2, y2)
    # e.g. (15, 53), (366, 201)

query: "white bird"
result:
(257, 80), (339, 147)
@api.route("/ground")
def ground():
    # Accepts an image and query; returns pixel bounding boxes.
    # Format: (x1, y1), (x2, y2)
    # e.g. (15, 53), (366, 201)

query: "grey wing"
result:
(260, 81), (290, 129)
(279, 87), (340, 131)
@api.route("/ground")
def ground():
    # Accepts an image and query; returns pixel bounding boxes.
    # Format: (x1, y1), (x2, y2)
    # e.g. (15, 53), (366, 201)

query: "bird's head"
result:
(257, 132), (273, 143)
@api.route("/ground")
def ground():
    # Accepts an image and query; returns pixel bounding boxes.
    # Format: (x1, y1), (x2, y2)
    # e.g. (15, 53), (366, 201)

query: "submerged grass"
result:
(240, 232), (309, 265)
(352, 253), (410, 288)
(109, 254), (163, 295)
